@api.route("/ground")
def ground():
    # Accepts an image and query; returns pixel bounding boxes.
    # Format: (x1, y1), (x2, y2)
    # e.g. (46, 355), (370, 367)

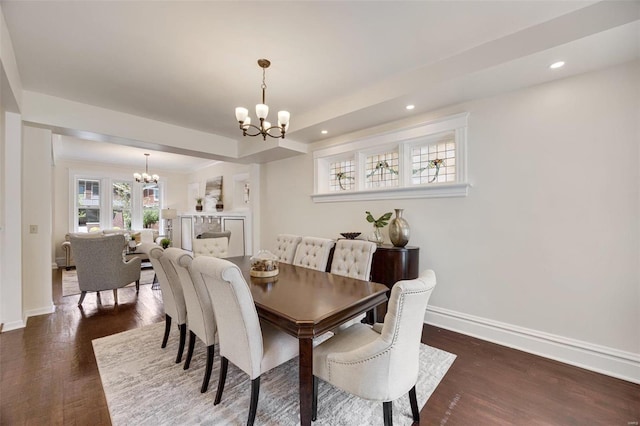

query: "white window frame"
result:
(312, 113), (470, 202)
(69, 169), (166, 232)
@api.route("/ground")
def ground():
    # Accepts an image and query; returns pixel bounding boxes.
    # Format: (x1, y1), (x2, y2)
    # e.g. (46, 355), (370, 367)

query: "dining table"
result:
(226, 255), (389, 426)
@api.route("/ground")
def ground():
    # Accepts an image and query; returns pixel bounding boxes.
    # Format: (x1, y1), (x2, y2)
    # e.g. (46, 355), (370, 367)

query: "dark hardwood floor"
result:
(1, 269), (638, 425)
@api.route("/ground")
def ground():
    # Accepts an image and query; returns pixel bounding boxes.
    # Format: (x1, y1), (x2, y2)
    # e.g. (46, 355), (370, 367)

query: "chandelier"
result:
(133, 153), (159, 184)
(235, 59), (290, 141)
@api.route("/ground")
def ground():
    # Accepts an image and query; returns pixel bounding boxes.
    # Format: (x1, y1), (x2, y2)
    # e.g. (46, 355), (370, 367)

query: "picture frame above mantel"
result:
(311, 113), (471, 203)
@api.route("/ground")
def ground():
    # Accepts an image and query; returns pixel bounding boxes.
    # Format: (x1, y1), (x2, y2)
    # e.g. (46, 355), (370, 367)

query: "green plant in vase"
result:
(195, 197), (203, 211)
(160, 238), (171, 249)
(365, 211), (392, 245)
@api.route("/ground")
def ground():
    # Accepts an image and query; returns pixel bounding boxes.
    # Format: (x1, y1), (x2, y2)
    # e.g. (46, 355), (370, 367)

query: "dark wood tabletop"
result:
(226, 256), (389, 426)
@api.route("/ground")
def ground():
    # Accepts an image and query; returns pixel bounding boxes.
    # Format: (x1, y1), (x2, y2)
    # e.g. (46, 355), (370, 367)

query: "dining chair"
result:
(164, 248), (218, 393)
(70, 234), (141, 306)
(312, 270), (437, 426)
(190, 256), (299, 426)
(330, 239), (378, 330)
(292, 236), (335, 272)
(148, 245), (188, 364)
(192, 236), (229, 258)
(273, 234), (302, 264)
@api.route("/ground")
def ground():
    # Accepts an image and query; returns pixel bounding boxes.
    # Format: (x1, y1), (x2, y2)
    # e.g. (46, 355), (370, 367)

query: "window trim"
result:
(68, 169), (165, 233)
(311, 113), (470, 202)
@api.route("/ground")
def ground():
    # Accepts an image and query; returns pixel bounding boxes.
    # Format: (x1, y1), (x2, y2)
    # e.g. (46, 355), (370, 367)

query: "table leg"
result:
(299, 337), (313, 426)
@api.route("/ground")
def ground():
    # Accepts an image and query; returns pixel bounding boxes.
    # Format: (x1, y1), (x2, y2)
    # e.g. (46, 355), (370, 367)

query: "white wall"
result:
(261, 61), (640, 381)
(52, 158), (189, 263)
(22, 125), (54, 318)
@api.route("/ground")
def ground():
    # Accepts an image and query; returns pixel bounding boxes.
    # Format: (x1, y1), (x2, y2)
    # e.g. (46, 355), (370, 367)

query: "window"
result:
(70, 173), (164, 232)
(312, 113), (469, 202)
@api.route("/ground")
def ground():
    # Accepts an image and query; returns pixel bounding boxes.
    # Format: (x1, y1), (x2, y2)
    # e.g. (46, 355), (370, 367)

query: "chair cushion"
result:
(192, 237), (229, 258)
(292, 237), (335, 271)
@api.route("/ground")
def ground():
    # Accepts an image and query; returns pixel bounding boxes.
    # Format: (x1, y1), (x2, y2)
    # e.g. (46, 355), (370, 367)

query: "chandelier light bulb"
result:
(133, 153), (159, 184)
(256, 103), (269, 119)
(278, 110), (290, 126)
(235, 107), (248, 122)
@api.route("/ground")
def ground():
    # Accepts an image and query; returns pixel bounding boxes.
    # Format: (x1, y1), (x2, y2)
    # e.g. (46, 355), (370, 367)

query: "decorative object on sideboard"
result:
(235, 58), (291, 141)
(216, 193), (224, 212)
(388, 208), (410, 247)
(195, 197), (203, 211)
(340, 232), (361, 240)
(133, 153), (159, 184)
(365, 211), (392, 245)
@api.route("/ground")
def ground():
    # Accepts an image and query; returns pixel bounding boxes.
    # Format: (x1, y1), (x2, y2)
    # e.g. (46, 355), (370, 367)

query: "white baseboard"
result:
(425, 305), (640, 385)
(1, 319), (26, 332)
(24, 304), (56, 320)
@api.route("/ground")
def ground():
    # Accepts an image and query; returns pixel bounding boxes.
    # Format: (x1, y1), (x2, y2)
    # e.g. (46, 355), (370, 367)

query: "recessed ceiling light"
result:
(405, 104), (415, 110)
(549, 61), (565, 69)
(321, 130), (328, 134)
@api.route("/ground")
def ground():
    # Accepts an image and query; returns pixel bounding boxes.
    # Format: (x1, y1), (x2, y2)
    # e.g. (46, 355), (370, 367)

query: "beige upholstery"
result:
(192, 237), (229, 258)
(273, 234), (302, 264)
(292, 237), (336, 271)
(199, 230), (231, 241)
(312, 270), (437, 425)
(163, 248), (218, 393)
(147, 244), (188, 364)
(69, 234), (141, 306)
(330, 239), (377, 280)
(190, 256), (299, 425)
(330, 239), (377, 331)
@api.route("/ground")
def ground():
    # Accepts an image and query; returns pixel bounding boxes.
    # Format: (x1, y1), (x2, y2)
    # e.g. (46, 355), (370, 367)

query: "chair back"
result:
(292, 237), (335, 271)
(190, 256), (264, 379)
(139, 229), (155, 244)
(192, 237), (229, 258)
(330, 239), (377, 280)
(163, 248), (217, 345)
(199, 230), (231, 242)
(378, 270), (437, 397)
(273, 234), (302, 264)
(70, 234), (131, 291)
(148, 245), (187, 325)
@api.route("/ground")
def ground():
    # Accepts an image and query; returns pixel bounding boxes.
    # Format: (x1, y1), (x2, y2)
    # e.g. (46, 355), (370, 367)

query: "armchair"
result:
(69, 234), (141, 306)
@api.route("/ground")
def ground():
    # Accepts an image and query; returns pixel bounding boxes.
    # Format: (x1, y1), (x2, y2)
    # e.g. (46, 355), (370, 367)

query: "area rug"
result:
(93, 322), (456, 426)
(62, 268), (156, 297)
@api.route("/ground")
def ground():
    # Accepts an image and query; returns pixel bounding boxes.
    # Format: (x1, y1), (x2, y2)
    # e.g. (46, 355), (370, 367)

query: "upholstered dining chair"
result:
(190, 256), (299, 426)
(147, 245), (188, 364)
(292, 236), (336, 272)
(330, 239), (378, 330)
(312, 270), (437, 426)
(70, 234), (141, 306)
(273, 234), (302, 264)
(192, 237), (229, 258)
(163, 248), (218, 393)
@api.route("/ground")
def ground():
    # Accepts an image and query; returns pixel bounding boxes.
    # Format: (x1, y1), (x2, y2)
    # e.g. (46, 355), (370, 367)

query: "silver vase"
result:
(389, 208), (410, 247)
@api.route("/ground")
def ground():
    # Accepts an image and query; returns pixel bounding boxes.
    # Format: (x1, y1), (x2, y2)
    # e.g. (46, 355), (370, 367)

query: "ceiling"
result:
(2, 1), (639, 171)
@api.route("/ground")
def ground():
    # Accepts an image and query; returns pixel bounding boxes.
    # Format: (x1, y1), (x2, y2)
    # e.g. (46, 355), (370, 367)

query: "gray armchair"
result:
(70, 234), (141, 306)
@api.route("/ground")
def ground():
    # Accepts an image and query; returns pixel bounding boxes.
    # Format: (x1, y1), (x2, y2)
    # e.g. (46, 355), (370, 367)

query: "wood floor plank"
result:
(1, 270), (638, 425)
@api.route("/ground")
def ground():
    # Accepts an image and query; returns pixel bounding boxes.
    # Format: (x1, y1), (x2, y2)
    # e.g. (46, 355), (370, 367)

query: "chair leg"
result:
(161, 315), (172, 348)
(184, 330), (196, 370)
(214, 357), (228, 405)
(201, 344), (215, 393)
(136, 279), (140, 293)
(312, 376), (318, 421)
(248, 376), (260, 426)
(78, 291), (87, 306)
(409, 386), (419, 421)
(176, 323), (187, 363)
(96, 291), (102, 305)
(113, 289), (118, 304)
(383, 401), (393, 426)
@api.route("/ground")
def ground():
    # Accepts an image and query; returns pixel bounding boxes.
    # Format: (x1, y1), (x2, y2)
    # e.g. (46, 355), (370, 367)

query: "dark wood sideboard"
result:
(370, 245), (420, 320)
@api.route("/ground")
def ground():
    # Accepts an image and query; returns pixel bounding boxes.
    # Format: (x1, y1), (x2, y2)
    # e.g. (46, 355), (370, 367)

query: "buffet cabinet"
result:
(370, 245), (420, 319)
(174, 213), (249, 257)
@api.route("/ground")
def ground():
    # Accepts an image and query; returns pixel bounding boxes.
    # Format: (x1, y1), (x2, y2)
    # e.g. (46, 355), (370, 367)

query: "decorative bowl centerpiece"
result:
(250, 250), (279, 278)
(340, 232), (361, 240)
